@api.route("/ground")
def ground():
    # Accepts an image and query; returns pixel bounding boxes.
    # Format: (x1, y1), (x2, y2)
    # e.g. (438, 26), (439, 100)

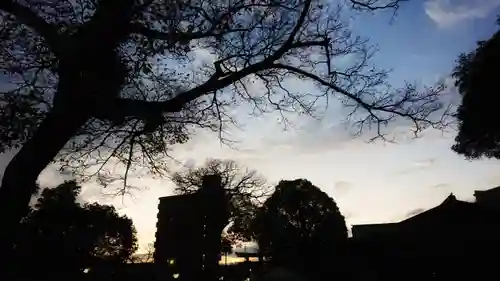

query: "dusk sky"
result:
(1, 0), (500, 253)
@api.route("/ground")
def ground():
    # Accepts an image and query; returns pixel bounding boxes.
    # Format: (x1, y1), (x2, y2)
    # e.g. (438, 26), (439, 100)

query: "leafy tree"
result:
(0, 0), (442, 253)
(452, 20), (500, 159)
(12, 181), (137, 277)
(172, 158), (270, 241)
(251, 179), (348, 277)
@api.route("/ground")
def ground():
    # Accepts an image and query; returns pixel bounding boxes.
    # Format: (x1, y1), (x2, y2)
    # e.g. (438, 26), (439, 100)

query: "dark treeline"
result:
(7, 181), (137, 281)
(6, 163), (500, 281)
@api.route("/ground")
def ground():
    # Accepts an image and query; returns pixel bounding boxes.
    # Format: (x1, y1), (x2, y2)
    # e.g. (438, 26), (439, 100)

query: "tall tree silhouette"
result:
(452, 19), (500, 159)
(12, 181), (137, 278)
(172, 159), (269, 242)
(251, 179), (348, 278)
(0, 0), (441, 255)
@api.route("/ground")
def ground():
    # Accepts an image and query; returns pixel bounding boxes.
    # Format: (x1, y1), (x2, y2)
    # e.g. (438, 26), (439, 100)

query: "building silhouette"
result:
(350, 186), (500, 280)
(474, 186), (500, 205)
(154, 175), (229, 281)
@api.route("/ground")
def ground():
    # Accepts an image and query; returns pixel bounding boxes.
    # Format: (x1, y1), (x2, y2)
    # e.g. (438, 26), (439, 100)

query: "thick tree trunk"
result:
(0, 1), (136, 278)
(0, 104), (89, 275)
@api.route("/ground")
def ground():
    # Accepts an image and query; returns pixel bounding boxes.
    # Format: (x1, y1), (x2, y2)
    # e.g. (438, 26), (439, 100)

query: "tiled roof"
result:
(398, 193), (476, 226)
(351, 193), (478, 239)
(474, 186), (500, 196)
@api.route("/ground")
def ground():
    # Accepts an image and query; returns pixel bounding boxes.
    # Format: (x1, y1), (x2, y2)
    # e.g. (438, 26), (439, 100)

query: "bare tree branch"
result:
(0, 1), (61, 54)
(349, 0), (408, 11)
(0, 0), (448, 251)
(172, 159), (271, 241)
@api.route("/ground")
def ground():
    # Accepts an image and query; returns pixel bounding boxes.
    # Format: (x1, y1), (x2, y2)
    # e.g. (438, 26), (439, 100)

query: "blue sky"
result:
(351, 0), (500, 87)
(2, 0), (500, 253)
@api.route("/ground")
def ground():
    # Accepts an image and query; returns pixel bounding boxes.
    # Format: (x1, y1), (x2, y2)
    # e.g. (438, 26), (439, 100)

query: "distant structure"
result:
(154, 175), (229, 281)
(352, 187), (500, 239)
(352, 193), (471, 239)
(474, 186), (500, 205)
(350, 186), (500, 280)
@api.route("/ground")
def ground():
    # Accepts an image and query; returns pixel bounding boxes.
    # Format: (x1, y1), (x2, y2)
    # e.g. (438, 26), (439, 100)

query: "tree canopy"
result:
(0, 0), (441, 253)
(452, 20), (500, 159)
(12, 181), (137, 277)
(172, 158), (269, 242)
(251, 179), (348, 277)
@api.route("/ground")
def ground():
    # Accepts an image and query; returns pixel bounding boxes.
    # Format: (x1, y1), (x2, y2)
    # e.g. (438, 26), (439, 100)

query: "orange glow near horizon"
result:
(219, 256), (259, 265)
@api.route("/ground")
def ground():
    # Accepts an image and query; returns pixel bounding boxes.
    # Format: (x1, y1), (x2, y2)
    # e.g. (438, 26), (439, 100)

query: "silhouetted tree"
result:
(452, 19), (500, 159)
(0, 0), (442, 255)
(251, 179), (348, 278)
(172, 159), (269, 242)
(143, 243), (156, 263)
(129, 242), (155, 263)
(12, 181), (137, 278)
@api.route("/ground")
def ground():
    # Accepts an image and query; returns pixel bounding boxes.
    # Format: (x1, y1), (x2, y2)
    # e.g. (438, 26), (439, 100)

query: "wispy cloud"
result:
(413, 158), (437, 168)
(430, 183), (450, 189)
(402, 208), (426, 220)
(334, 181), (352, 195)
(395, 158), (438, 175)
(424, 0), (500, 28)
(183, 158), (197, 169)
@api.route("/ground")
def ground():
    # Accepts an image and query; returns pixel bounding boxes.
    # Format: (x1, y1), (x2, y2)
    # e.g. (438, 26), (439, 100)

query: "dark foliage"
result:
(12, 181), (137, 278)
(251, 179), (348, 278)
(452, 22), (500, 159)
(0, 0), (439, 249)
